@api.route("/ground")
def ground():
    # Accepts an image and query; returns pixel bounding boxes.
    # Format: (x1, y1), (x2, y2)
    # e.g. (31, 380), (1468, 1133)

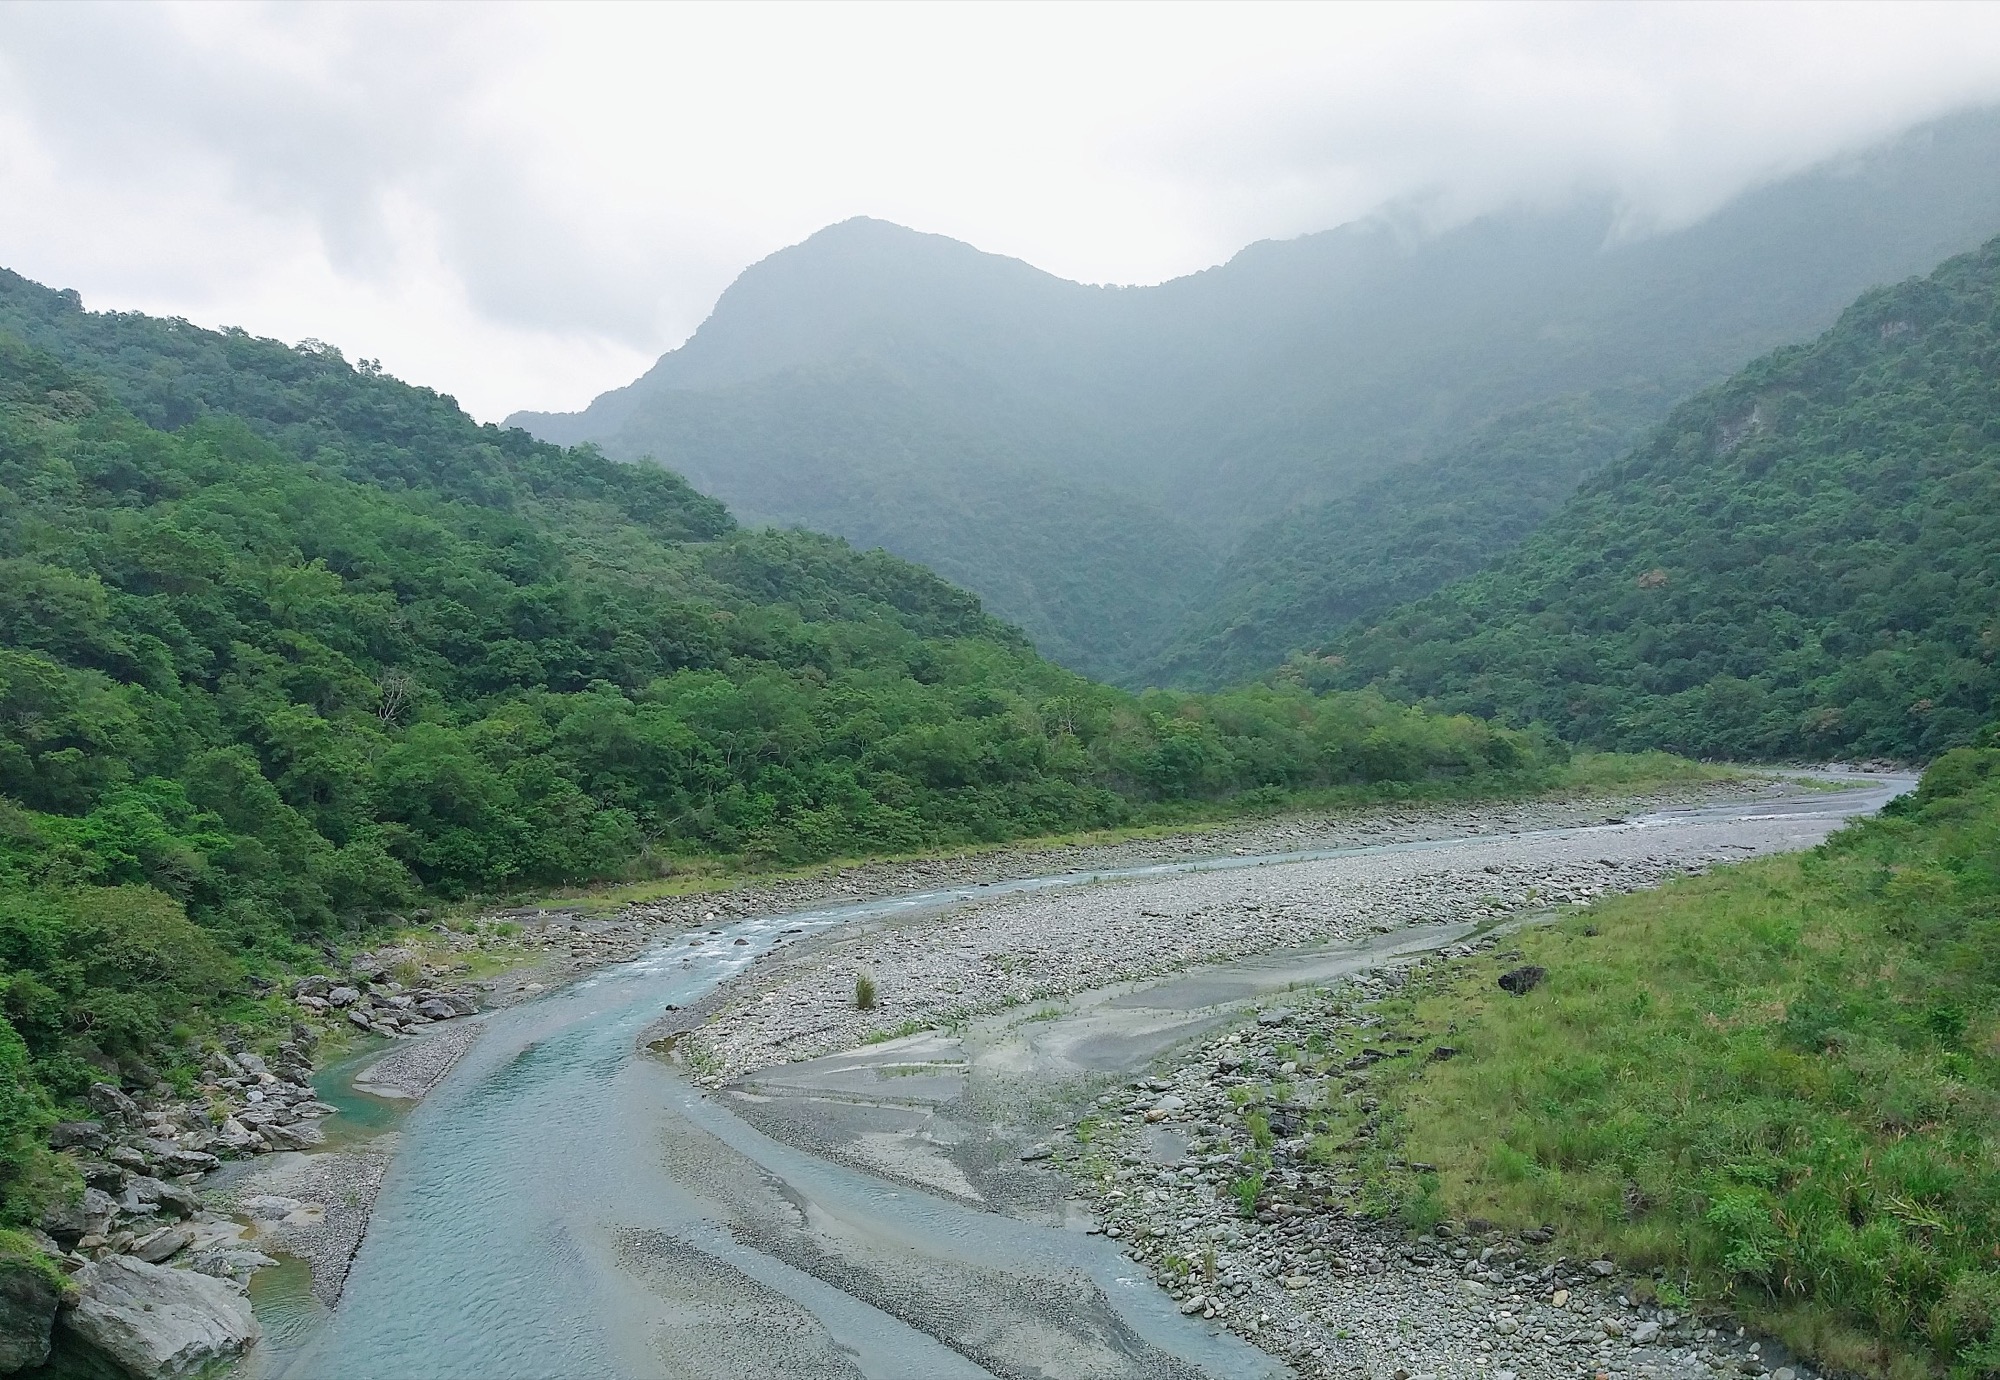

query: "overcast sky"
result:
(5, 2), (2000, 422)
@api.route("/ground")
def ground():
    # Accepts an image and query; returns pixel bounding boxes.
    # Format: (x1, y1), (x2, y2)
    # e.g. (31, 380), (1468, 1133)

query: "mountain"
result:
(517, 109), (2000, 684)
(1304, 233), (2000, 761)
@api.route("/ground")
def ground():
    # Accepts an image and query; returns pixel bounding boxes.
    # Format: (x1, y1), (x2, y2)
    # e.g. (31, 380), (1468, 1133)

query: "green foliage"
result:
(1364, 744), (2000, 1375)
(1320, 234), (2000, 761)
(1229, 1170), (1264, 1219)
(853, 972), (876, 1011)
(0, 1018), (55, 1223)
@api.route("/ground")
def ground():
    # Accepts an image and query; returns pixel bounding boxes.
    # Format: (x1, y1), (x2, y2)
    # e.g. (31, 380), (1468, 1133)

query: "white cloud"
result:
(3, 1), (2000, 421)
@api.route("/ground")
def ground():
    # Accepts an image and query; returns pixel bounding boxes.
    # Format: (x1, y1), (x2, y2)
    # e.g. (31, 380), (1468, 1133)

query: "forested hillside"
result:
(0, 274), (1562, 1200)
(517, 110), (2000, 682)
(1311, 235), (2000, 761)
(1140, 396), (1633, 688)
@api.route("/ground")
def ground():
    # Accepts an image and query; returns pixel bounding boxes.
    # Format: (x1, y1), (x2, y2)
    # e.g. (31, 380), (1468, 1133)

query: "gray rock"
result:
(0, 1252), (63, 1374)
(121, 1178), (198, 1220)
(36, 1194), (86, 1242)
(1019, 1143), (1053, 1162)
(159, 1150), (220, 1177)
(186, 1247), (276, 1288)
(212, 1120), (258, 1154)
(417, 999), (457, 1021)
(290, 975), (330, 999)
(1631, 1320), (1661, 1344)
(62, 1256), (258, 1379)
(260, 1121), (326, 1151)
(48, 1121), (107, 1152)
(86, 1084), (141, 1126)
(42, 1187), (121, 1244)
(1587, 1258), (1616, 1277)
(82, 1188), (121, 1237)
(130, 1226), (193, 1265)
(442, 992), (480, 1016)
(326, 986), (361, 1008)
(345, 1009), (372, 1029)
(232, 1053), (268, 1078)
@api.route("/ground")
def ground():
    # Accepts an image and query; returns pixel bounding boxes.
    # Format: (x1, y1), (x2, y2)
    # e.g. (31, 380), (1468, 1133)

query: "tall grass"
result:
(1353, 742), (2000, 1378)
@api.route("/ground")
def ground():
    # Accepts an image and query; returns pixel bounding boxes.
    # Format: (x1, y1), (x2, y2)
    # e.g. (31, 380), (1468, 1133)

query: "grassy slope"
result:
(1339, 746), (2000, 1376)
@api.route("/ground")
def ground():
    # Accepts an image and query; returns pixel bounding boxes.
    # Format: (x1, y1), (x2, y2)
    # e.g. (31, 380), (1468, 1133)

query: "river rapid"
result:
(263, 773), (1910, 1380)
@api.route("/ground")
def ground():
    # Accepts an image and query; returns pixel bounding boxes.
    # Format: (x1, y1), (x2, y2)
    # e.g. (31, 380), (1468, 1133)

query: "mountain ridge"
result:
(515, 109), (2000, 684)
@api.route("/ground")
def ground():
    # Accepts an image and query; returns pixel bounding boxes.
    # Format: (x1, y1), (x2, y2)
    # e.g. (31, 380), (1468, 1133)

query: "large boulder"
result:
(259, 1121), (325, 1151)
(85, 1085), (141, 1128)
(47, 1122), (107, 1152)
(0, 1249), (66, 1374)
(62, 1256), (258, 1379)
(39, 1188), (119, 1246)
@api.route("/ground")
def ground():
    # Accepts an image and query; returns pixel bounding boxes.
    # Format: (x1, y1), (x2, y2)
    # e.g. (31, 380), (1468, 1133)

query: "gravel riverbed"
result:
(682, 782), (1788, 1085)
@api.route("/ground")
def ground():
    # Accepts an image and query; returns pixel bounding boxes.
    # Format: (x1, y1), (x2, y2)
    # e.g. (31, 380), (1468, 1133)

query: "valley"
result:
(3, 42), (1998, 1380)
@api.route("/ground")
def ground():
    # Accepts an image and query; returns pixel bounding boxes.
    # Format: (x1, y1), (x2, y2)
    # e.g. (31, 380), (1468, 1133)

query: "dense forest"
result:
(519, 110), (2000, 682)
(0, 276), (1560, 1218)
(1311, 235), (2000, 761)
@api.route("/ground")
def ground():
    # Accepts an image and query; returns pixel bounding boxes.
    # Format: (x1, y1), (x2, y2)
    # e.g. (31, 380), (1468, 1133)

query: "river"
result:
(265, 773), (1910, 1380)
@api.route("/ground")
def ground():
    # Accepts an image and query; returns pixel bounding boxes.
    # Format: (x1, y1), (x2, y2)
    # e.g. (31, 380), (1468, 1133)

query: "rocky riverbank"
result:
(1053, 952), (1819, 1380)
(614, 777), (1777, 941)
(16, 948), (497, 1377)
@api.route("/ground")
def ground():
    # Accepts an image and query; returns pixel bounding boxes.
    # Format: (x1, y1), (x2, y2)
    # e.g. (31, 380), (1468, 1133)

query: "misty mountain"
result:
(515, 108), (2000, 684)
(1306, 231), (2000, 760)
